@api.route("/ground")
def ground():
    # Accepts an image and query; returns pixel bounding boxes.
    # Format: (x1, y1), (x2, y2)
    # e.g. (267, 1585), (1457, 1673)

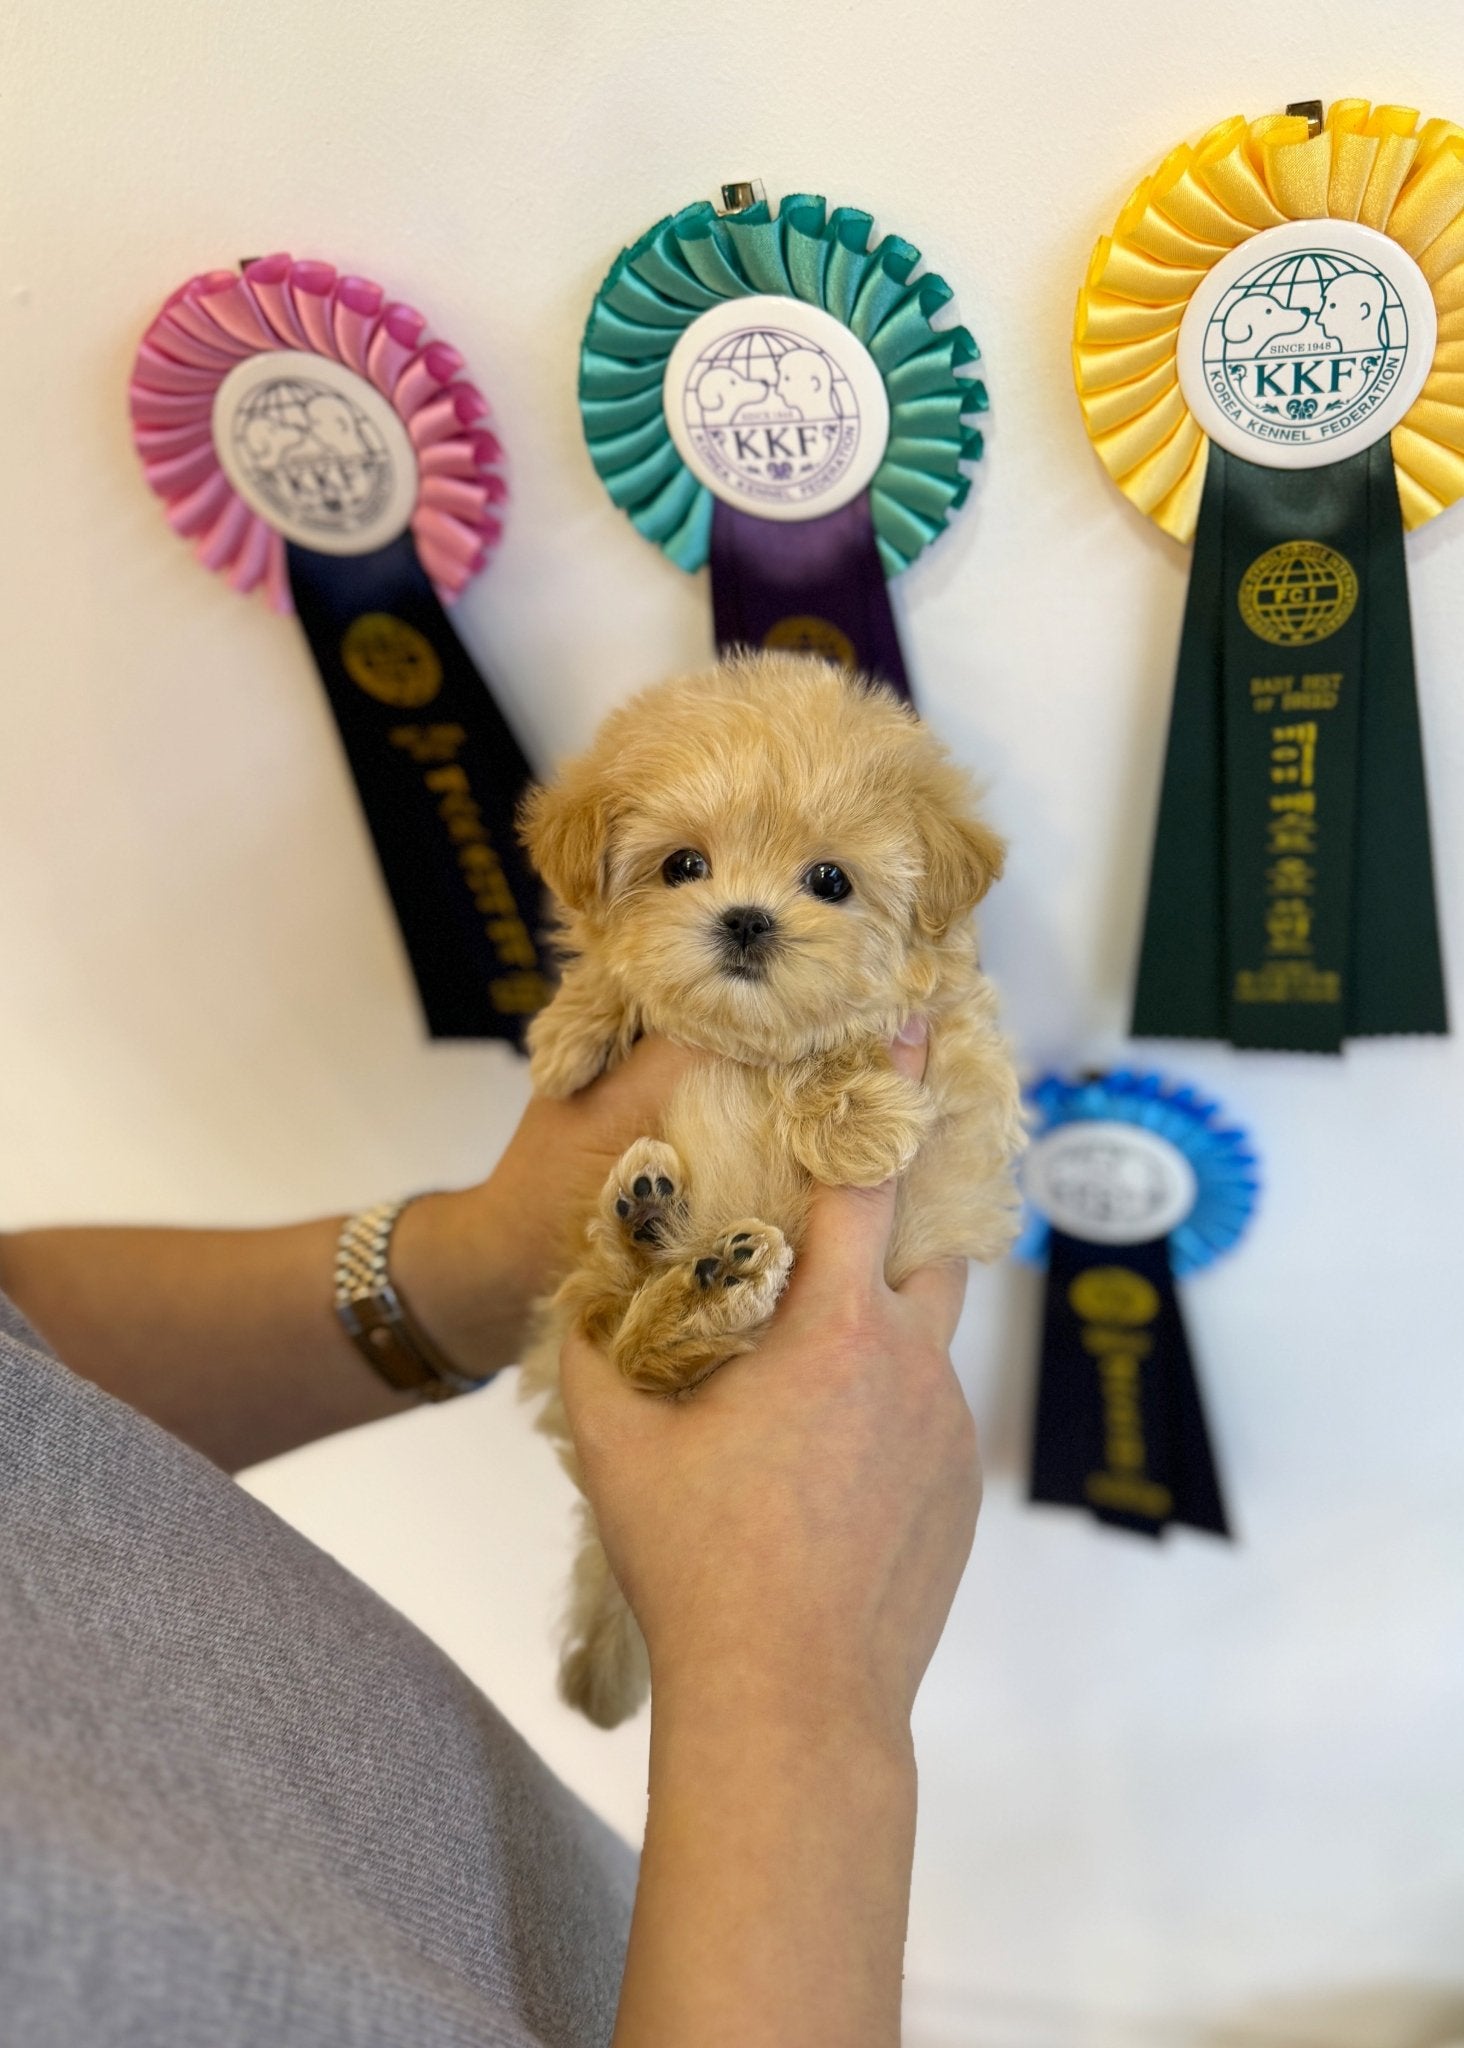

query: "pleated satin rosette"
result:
(129, 257), (550, 1044)
(1017, 1069), (1260, 1540)
(1074, 103), (1464, 538)
(580, 192), (987, 697)
(1074, 104), (1456, 1052)
(131, 256), (507, 604)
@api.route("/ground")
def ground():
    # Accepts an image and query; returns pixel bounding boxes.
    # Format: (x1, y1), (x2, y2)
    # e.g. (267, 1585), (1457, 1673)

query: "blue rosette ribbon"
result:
(580, 192), (986, 698)
(1017, 1068), (1260, 1540)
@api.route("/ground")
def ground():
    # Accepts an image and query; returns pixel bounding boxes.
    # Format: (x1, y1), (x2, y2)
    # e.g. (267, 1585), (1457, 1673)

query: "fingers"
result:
(887, 1013), (929, 1083)
(557, 1324), (598, 1423)
(894, 1257), (968, 1348)
(558, 1323), (636, 1451)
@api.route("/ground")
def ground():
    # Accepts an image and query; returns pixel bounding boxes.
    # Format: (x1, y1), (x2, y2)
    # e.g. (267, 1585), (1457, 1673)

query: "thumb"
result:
(558, 1324), (630, 1451)
(794, 1177), (899, 1308)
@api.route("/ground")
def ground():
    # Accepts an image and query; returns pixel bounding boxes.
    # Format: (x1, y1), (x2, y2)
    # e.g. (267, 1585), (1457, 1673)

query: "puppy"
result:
(517, 651), (1023, 1728)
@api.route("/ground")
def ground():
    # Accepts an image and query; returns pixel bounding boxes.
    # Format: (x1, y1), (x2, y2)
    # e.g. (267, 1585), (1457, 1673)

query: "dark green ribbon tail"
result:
(1130, 447), (1227, 1040)
(1131, 440), (1447, 1052)
(1349, 441), (1448, 1036)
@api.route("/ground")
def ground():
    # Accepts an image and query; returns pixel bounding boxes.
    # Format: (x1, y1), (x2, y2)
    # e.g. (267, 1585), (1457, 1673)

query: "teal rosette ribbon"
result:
(1016, 1068), (1260, 1540)
(580, 193), (986, 696)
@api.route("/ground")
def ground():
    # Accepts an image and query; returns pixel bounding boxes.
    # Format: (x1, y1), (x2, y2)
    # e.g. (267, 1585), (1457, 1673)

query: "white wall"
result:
(5, 4), (1464, 2041)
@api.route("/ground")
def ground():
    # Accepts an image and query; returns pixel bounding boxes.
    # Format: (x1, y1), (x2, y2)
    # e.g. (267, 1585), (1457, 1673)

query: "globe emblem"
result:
(232, 376), (393, 537)
(683, 325), (859, 506)
(1238, 541), (1359, 647)
(1242, 248), (1379, 313)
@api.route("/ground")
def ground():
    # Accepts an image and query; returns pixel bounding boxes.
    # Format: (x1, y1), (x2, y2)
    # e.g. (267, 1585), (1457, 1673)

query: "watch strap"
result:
(334, 1198), (488, 1403)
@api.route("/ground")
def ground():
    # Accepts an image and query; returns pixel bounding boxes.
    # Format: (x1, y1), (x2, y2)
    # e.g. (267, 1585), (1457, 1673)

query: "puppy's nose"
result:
(721, 905), (776, 950)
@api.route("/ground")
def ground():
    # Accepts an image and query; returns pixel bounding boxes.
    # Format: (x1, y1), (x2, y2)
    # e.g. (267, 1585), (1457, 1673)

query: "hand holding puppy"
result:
(559, 1022), (978, 1741)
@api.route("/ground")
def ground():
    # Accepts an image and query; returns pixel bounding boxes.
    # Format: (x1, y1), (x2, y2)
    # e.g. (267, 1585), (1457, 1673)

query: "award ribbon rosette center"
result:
(1075, 102), (1461, 1052)
(1018, 1071), (1260, 1540)
(131, 256), (550, 1043)
(580, 190), (988, 697)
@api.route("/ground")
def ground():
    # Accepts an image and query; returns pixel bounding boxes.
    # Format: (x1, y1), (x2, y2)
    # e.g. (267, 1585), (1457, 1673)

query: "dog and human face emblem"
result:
(235, 378), (390, 534)
(663, 293), (891, 520)
(1178, 219), (1436, 470)
(212, 348), (420, 554)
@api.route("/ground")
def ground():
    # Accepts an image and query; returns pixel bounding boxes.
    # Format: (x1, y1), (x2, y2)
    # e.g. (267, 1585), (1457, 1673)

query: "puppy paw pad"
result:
(606, 1139), (686, 1250)
(692, 1224), (791, 1295)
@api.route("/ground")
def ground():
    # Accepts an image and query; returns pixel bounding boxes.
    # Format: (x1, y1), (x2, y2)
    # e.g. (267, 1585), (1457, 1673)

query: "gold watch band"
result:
(333, 1199), (488, 1403)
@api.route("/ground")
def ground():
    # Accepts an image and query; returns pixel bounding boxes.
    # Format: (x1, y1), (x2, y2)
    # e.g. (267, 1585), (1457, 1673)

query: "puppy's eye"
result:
(662, 848), (710, 886)
(804, 862), (852, 903)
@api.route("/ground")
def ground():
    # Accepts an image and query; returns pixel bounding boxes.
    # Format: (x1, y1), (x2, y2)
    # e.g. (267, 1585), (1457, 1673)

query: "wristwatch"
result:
(333, 1198), (489, 1403)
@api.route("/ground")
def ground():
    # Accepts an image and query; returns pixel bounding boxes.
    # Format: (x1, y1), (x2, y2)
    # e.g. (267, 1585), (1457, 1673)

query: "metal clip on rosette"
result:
(1017, 1070), (1260, 1540)
(580, 190), (987, 698)
(130, 255), (549, 1044)
(1074, 102), (1463, 1052)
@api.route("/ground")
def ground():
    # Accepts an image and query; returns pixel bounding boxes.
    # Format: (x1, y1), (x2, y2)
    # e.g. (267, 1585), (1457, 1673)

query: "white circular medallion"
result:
(1023, 1121), (1198, 1245)
(212, 349), (419, 554)
(1177, 219), (1436, 470)
(662, 294), (890, 522)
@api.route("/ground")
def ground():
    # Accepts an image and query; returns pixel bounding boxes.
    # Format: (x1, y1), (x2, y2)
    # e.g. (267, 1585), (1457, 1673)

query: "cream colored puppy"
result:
(517, 652), (1023, 1727)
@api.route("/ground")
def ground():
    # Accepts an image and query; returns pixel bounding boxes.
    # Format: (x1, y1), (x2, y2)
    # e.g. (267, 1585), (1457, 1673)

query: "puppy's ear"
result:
(518, 765), (619, 915)
(913, 797), (1005, 941)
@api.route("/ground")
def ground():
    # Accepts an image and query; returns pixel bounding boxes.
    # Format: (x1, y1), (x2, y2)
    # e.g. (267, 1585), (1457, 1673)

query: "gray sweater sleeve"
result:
(0, 1293), (635, 2048)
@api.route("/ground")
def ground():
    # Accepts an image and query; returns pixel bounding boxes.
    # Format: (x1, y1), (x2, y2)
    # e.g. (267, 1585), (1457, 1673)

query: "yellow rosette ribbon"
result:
(1075, 102), (1456, 1052)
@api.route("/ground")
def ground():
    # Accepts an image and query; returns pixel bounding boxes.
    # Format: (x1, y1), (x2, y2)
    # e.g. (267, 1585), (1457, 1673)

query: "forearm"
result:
(0, 1037), (694, 1472)
(615, 1680), (918, 2048)
(0, 1188), (521, 1472)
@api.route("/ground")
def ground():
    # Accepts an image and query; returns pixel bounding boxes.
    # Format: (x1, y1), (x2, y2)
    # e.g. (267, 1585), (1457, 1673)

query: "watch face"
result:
(213, 349), (419, 554)
(1177, 218), (1436, 471)
(662, 294), (890, 521)
(1024, 1122), (1198, 1244)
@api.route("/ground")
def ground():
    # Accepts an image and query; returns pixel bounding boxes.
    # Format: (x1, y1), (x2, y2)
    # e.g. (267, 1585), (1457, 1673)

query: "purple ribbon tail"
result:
(709, 493), (912, 702)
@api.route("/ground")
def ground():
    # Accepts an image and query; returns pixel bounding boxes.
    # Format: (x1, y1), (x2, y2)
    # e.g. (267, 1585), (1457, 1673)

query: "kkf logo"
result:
(1200, 246), (1409, 450)
(232, 375), (395, 536)
(680, 325), (861, 509)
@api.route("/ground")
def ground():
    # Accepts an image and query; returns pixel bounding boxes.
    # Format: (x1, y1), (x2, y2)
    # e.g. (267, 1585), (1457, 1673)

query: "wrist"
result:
(650, 1660), (917, 1776)
(387, 1185), (528, 1382)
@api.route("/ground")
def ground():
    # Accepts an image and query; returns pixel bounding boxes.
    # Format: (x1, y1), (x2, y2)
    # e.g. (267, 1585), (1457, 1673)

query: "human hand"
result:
(559, 1027), (979, 1745)
(393, 1034), (700, 1382)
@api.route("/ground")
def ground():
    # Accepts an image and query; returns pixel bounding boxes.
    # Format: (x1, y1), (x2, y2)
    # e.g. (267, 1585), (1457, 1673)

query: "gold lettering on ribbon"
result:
(1235, 716), (1340, 1005)
(1067, 1267), (1173, 1519)
(390, 724), (551, 1015)
(1248, 672), (1341, 714)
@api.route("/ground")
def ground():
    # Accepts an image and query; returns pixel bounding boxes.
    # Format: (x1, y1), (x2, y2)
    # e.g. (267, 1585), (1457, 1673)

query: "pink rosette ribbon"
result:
(127, 255), (547, 1047)
(130, 254), (508, 609)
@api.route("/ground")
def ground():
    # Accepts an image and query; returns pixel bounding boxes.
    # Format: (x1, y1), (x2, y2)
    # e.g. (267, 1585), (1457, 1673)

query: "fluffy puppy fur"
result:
(517, 651), (1023, 1728)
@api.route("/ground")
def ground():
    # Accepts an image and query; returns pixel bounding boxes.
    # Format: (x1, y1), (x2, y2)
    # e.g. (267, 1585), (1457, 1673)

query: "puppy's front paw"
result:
(603, 1138), (685, 1250)
(784, 1069), (936, 1188)
(527, 1001), (613, 1097)
(692, 1223), (791, 1312)
(612, 1220), (792, 1395)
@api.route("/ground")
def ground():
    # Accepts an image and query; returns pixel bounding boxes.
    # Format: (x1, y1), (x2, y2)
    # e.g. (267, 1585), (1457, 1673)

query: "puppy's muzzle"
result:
(718, 904), (778, 979)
